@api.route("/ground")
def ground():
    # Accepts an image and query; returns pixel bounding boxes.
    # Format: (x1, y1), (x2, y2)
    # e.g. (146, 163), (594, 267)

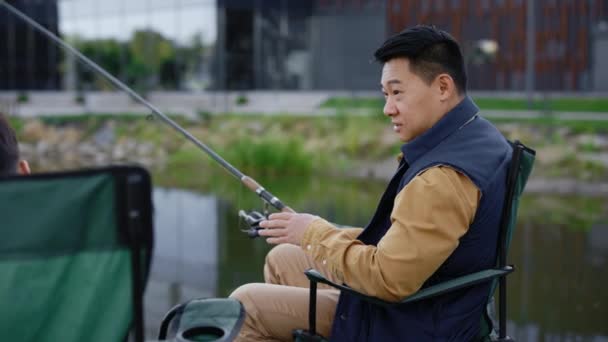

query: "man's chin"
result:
(400, 130), (424, 143)
(400, 135), (413, 143)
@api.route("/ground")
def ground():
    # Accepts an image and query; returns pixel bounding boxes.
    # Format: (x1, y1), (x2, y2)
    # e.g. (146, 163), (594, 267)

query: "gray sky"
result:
(58, 0), (217, 45)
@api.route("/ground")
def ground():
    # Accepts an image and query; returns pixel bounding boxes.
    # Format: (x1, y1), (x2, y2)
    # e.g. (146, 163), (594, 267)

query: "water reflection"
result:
(145, 183), (608, 341)
(508, 222), (608, 341)
(152, 189), (218, 292)
(145, 189), (220, 338)
(587, 224), (608, 267)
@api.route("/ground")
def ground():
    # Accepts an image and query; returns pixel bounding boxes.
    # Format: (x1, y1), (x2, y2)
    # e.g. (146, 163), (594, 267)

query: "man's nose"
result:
(383, 99), (397, 116)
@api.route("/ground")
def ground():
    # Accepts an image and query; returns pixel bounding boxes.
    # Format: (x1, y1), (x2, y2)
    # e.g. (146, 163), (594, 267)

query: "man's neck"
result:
(435, 94), (466, 122)
(445, 94), (466, 113)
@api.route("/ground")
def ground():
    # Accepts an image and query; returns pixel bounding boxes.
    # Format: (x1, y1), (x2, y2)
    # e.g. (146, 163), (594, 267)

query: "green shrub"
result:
(221, 136), (315, 176)
(235, 94), (249, 106)
(197, 110), (213, 126)
(16, 92), (29, 103)
(74, 93), (86, 104)
(7, 117), (24, 134)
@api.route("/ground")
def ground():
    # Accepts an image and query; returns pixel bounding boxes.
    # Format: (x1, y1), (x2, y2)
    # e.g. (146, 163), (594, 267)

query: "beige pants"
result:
(229, 244), (341, 342)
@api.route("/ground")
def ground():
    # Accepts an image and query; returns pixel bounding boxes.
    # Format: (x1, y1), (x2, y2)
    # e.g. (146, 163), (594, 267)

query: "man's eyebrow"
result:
(380, 79), (402, 88)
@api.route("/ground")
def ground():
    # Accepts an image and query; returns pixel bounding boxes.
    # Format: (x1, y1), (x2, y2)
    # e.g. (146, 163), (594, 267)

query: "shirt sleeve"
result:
(300, 166), (480, 302)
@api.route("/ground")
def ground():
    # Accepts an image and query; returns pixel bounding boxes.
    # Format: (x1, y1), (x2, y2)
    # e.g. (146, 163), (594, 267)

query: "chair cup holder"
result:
(178, 326), (225, 341)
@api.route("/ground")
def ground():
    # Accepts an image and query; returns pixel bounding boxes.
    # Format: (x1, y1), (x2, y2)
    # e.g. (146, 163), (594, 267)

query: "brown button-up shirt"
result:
(301, 165), (480, 302)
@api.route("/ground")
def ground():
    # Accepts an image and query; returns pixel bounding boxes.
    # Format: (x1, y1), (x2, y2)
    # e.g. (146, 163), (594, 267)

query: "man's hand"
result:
(258, 212), (320, 246)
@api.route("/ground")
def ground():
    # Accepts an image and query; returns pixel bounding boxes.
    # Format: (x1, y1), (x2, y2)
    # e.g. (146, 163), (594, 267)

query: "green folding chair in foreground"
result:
(294, 140), (536, 342)
(0, 166), (154, 342)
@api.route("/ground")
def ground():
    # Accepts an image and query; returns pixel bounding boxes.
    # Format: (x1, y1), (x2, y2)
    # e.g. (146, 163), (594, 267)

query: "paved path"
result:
(2, 91), (608, 120)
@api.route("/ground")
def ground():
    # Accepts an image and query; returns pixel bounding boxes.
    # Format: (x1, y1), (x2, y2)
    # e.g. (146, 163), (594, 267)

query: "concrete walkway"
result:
(2, 91), (608, 120)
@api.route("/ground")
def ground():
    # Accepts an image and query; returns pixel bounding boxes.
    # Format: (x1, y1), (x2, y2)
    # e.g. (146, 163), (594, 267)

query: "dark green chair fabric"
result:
(0, 166), (154, 342)
(158, 298), (245, 342)
(295, 140), (536, 342)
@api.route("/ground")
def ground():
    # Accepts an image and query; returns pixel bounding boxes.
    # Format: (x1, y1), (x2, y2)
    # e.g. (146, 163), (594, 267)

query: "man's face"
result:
(381, 58), (442, 143)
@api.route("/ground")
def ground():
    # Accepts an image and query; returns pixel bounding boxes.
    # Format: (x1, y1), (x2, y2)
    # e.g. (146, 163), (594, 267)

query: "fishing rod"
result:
(0, 0), (293, 236)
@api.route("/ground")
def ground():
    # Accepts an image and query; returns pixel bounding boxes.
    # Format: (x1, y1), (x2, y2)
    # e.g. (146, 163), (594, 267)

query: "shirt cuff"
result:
(301, 218), (336, 252)
(300, 218), (346, 281)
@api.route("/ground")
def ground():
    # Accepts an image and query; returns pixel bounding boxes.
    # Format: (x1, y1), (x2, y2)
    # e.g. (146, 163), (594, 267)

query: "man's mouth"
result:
(392, 122), (402, 132)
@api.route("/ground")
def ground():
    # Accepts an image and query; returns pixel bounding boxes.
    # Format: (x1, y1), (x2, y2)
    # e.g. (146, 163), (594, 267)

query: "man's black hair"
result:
(0, 113), (19, 176)
(374, 25), (467, 94)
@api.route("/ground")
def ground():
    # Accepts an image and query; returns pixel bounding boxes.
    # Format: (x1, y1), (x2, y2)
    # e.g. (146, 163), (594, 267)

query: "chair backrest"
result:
(479, 140), (535, 340)
(500, 141), (536, 260)
(0, 166), (154, 342)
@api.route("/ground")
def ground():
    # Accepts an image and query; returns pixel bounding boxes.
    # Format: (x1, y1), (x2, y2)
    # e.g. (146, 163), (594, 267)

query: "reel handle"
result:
(238, 210), (268, 238)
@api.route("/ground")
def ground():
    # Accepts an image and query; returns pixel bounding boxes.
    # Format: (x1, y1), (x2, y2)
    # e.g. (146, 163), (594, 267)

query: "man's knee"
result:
(229, 283), (261, 307)
(265, 244), (304, 285)
(265, 243), (300, 267)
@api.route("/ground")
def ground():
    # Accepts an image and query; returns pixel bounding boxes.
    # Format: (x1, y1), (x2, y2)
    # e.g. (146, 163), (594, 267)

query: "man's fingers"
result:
(268, 212), (293, 220)
(266, 237), (288, 245)
(258, 228), (287, 237)
(259, 219), (289, 229)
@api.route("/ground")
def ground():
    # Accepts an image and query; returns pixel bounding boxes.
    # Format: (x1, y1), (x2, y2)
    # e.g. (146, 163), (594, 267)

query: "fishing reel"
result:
(239, 203), (270, 238)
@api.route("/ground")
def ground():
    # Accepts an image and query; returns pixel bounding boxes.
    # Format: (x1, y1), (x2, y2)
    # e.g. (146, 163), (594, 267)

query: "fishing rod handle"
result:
(241, 176), (295, 213)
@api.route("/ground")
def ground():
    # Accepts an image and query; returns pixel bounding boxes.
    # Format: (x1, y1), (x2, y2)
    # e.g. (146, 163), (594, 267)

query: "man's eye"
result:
(392, 90), (401, 95)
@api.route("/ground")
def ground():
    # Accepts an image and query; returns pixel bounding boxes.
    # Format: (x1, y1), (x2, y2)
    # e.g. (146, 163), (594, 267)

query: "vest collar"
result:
(400, 96), (479, 165)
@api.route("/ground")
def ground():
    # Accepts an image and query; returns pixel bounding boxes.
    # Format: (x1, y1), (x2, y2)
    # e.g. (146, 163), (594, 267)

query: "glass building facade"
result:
(216, 0), (386, 90)
(1, 0), (217, 91)
(0, 0), (61, 90)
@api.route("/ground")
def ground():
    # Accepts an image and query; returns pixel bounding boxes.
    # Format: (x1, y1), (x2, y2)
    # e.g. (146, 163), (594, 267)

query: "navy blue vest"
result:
(330, 97), (512, 341)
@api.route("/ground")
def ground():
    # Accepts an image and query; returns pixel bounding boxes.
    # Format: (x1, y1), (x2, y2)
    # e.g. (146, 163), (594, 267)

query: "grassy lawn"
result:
(322, 97), (608, 113)
(475, 98), (608, 112)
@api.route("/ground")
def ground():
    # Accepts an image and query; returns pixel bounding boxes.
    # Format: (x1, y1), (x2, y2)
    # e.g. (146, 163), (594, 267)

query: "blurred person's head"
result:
(375, 25), (467, 142)
(0, 113), (30, 176)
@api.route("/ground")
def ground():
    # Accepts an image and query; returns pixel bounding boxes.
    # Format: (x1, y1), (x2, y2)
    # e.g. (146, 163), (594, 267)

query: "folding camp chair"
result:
(0, 166), (154, 342)
(294, 140), (536, 342)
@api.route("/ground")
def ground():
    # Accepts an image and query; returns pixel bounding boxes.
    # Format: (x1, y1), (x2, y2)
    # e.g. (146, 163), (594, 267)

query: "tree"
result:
(69, 29), (209, 91)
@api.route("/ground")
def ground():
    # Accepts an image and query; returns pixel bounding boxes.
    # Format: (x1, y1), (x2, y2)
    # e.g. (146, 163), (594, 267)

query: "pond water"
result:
(144, 176), (608, 341)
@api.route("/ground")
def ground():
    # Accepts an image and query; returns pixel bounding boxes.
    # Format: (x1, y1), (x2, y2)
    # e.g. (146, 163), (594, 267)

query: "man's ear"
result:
(437, 74), (456, 101)
(18, 160), (30, 175)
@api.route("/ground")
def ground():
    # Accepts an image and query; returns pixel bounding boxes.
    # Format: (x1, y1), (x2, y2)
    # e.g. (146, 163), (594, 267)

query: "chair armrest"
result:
(304, 266), (514, 307)
(400, 266), (514, 303)
(304, 269), (392, 307)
